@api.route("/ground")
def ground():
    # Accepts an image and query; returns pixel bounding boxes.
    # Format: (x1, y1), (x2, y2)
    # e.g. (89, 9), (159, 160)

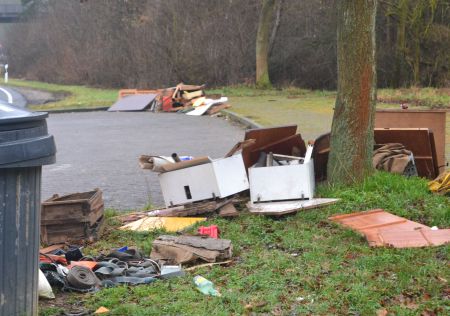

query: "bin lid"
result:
(0, 102), (48, 124)
(0, 103), (56, 168)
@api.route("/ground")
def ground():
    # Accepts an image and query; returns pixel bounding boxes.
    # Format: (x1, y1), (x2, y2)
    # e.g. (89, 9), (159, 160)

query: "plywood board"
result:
(375, 110), (447, 173)
(374, 128), (439, 179)
(248, 198), (340, 216)
(378, 229), (450, 248)
(108, 94), (157, 111)
(243, 125), (298, 170)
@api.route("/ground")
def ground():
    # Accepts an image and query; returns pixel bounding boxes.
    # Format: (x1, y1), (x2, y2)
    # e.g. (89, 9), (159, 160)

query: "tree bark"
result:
(256, 0), (275, 88)
(327, 0), (377, 185)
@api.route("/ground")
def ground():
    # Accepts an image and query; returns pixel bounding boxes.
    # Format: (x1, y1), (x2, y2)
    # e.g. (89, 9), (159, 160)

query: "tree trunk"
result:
(256, 0), (275, 88)
(394, 0), (408, 87)
(327, 0), (377, 185)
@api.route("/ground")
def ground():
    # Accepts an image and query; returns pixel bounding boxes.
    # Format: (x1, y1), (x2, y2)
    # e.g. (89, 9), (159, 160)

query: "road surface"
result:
(42, 112), (244, 210)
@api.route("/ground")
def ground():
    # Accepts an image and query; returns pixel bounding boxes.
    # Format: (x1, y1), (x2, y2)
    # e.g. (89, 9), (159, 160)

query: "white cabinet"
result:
(159, 154), (249, 207)
(249, 159), (315, 203)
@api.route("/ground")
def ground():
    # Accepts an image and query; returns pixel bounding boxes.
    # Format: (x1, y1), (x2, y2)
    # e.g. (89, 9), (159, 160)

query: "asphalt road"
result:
(42, 112), (244, 210)
(0, 85), (27, 108)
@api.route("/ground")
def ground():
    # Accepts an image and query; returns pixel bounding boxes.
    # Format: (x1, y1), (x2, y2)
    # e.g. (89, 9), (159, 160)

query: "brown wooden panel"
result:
(249, 134), (307, 167)
(374, 128), (438, 179)
(41, 216), (104, 245)
(312, 128), (439, 181)
(41, 189), (103, 225)
(242, 125), (297, 169)
(312, 132), (330, 182)
(375, 110), (447, 172)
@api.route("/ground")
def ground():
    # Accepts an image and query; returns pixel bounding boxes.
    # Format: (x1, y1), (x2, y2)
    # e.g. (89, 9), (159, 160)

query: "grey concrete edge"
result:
(44, 106), (109, 114)
(221, 109), (263, 129)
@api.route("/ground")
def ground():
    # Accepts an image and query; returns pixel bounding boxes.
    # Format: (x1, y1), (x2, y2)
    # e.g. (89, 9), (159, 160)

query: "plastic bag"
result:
(38, 269), (55, 299)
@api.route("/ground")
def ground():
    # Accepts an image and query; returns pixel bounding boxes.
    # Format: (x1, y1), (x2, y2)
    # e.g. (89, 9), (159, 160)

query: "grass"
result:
(5, 79), (118, 110)
(39, 172), (449, 316)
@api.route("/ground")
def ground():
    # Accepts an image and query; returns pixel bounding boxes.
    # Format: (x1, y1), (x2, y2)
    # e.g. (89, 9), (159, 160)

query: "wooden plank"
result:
(375, 110), (446, 173)
(248, 198), (340, 216)
(242, 125), (298, 170)
(374, 128), (438, 179)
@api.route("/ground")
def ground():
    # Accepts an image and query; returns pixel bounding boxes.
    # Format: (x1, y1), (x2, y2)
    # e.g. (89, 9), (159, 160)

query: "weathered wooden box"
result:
(40, 189), (104, 244)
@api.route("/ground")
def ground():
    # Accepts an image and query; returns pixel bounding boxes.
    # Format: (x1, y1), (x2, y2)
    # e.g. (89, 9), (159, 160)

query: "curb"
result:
(45, 107), (109, 114)
(221, 109), (263, 129)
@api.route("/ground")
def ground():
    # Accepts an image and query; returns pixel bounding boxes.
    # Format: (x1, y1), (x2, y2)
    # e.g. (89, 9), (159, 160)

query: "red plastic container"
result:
(198, 225), (219, 238)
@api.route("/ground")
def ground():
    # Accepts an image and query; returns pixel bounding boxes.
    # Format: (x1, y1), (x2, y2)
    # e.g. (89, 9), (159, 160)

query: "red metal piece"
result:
(198, 225), (219, 238)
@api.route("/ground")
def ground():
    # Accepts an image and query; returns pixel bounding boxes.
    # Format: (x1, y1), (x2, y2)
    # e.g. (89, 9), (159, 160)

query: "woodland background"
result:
(5, 0), (450, 89)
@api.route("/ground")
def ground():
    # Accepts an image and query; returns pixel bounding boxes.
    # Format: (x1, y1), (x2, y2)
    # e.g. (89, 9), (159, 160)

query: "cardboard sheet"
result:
(119, 217), (206, 232)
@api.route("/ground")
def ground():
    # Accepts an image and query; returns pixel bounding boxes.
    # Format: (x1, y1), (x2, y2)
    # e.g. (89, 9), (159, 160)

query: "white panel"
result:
(249, 160), (315, 202)
(212, 154), (249, 197)
(159, 163), (219, 207)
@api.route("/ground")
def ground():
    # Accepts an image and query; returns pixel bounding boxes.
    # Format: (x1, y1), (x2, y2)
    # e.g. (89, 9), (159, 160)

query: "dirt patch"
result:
(12, 86), (69, 105)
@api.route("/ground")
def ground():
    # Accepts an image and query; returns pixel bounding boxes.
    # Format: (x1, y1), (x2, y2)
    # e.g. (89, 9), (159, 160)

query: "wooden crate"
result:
(41, 189), (103, 226)
(41, 216), (104, 245)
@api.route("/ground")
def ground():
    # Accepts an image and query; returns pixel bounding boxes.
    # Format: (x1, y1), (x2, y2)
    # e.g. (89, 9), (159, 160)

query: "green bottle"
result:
(193, 275), (221, 297)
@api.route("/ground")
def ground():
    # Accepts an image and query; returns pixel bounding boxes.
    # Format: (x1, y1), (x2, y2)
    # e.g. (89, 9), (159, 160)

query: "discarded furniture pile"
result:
(108, 83), (230, 116)
(38, 114), (449, 302)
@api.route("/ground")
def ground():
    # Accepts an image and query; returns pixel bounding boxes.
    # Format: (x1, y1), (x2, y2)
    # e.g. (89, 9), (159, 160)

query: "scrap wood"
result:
(150, 235), (232, 264)
(378, 228), (450, 248)
(116, 212), (148, 224)
(247, 198), (340, 216)
(186, 97), (228, 116)
(119, 217), (206, 232)
(329, 209), (449, 248)
(143, 199), (237, 218)
(192, 97), (206, 107)
(108, 94), (157, 112)
(160, 156), (211, 172)
(206, 103), (231, 115)
(225, 139), (256, 158)
(40, 243), (66, 254)
(182, 90), (203, 100)
(242, 125), (298, 170)
(218, 202), (239, 217)
(185, 260), (233, 271)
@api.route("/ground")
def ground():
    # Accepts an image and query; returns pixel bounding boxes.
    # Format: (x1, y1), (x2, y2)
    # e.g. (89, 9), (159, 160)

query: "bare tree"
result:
(255, 0), (275, 88)
(327, 0), (378, 184)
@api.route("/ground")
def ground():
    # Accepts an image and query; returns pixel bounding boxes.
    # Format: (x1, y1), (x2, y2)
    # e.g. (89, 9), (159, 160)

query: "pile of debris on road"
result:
(108, 83), (231, 116)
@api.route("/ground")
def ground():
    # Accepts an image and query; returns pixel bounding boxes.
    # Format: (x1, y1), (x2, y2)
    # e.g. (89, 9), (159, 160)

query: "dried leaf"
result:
(376, 308), (388, 316)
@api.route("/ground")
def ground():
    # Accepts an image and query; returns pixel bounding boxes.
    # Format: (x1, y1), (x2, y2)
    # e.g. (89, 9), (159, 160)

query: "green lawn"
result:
(15, 81), (447, 315)
(39, 172), (449, 316)
(5, 79), (118, 110)
(209, 87), (450, 167)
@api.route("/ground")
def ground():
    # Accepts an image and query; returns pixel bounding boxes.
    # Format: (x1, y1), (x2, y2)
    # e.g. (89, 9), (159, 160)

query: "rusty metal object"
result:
(375, 110), (447, 173)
